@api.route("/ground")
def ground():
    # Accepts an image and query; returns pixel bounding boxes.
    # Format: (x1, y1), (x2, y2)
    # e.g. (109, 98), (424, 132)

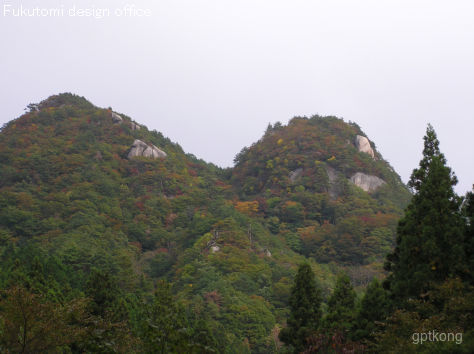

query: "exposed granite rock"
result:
(355, 135), (375, 159)
(131, 121), (141, 130)
(211, 245), (220, 253)
(324, 165), (340, 199)
(127, 139), (167, 159)
(325, 165), (338, 183)
(111, 112), (123, 124)
(289, 168), (303, 183)
(350, 172), (386, 192)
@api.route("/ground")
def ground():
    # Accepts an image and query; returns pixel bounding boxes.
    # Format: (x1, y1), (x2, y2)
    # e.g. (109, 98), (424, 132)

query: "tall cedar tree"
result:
(353, 278), (390, 341)
(384, 124), (465, 302)
(279, 263), (322, 353)
(324, 273), (356, 332)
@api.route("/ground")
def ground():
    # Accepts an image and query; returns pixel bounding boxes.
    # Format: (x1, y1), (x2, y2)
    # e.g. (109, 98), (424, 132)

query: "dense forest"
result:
(0, 94), (471, 353)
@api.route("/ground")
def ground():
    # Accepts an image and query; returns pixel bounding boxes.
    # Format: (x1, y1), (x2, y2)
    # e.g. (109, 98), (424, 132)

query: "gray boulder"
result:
(355, 135), (375, 159)
(111, 111), (123, 124)
(289, 168), (303, 183)
(350, 172), (386, 192)
(127, 139), (167, 159)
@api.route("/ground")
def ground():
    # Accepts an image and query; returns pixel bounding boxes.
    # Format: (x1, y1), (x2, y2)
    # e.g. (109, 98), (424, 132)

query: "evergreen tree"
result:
(353, 278), (390, 341)
(384, 124), (465, 302)
(85, 269), (119, 317)
(141, 280), (189, 354)
(324, 273), (356, 332)
(462, 188), (474, 285)
(189, 317), (218, 353)
(279, 263), (322, 353)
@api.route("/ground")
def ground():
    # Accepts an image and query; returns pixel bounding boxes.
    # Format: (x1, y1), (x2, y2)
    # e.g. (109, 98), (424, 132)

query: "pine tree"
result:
(324, 273), (356, 332)
(279, 263), (322, 353)
(384, 124), (465, 302)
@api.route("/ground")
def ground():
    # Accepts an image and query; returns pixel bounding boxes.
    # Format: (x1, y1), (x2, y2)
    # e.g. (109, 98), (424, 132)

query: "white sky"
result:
(1, 0), (473, 194)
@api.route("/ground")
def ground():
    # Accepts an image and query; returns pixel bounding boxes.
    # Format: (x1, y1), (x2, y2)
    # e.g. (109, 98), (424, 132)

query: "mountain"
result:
(231, 116), (411, 266)
(0, 93), (411, 352)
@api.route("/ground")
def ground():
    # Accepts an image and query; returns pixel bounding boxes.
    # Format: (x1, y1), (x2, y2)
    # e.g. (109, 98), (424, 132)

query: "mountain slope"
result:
(231, 116), (411, 266)
(0, 94), (411, 351)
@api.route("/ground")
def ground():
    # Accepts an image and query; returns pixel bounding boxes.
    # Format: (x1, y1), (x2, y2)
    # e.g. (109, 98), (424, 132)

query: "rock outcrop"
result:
(289, 168), (303, 183)
(111, 112), (123, 124)
(355, 135), (375, 159)
(131, 121), (141, 130)
(350, 172), (386, 192)
(127, 139), (167, 159)
(325, 165), (340, 199)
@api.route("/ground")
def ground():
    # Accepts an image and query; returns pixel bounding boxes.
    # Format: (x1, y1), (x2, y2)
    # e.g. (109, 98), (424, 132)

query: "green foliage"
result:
(279, 263), (322, 353)
(375, 278), (474, 353)
(3, 95), (458, 353)
(385, 124), (465, 302)
(323, 273), (356, 333)
(353, 278), (390, 342)
(231, 115), (410, 266)
(85, 269), (121, 317)
(141, 281), (189, 353)
(0, 285), (88, 353)
(462, 190), (474, 285)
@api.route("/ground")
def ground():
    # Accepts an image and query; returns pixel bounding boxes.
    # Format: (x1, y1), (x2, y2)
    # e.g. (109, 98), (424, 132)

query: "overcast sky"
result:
(1, 0), (473, 194)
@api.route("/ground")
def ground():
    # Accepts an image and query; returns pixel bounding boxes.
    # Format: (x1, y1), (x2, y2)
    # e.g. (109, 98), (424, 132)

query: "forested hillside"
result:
(0, 94), (470, 353)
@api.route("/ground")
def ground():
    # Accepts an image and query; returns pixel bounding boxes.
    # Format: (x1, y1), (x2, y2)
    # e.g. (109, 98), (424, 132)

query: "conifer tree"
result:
(384, 124), (465, 302)
(142, 280), (189, 353)
(462, 188), (474, 285)
(85, 269), (119, 317)
(353, 278), (389, 341)
(324, 273), (356, 332)
(279, 263), (322, 353)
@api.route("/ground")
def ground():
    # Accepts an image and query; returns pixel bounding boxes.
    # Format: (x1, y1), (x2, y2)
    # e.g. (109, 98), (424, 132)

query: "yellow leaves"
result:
(327, 155), (336, 161)
(277, 138), (283, 145)
(234, 200), (259, 216)
(284, 201), (299, 207)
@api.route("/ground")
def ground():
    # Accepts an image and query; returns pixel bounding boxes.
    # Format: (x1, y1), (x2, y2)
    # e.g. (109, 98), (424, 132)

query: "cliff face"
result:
(350, 172), (386, 192)
(355, 135), (375, 159)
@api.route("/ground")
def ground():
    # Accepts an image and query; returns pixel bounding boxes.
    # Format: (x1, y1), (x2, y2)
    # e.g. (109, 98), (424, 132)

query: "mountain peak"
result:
(26, 93), (94, 112)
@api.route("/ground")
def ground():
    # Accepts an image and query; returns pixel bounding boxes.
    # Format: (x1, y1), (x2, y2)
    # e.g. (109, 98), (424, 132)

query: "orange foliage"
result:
(234, 201), (260, 216)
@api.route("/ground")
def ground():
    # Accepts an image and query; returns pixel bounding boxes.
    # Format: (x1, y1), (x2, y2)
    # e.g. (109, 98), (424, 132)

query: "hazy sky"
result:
(1, 0), (473, 194)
